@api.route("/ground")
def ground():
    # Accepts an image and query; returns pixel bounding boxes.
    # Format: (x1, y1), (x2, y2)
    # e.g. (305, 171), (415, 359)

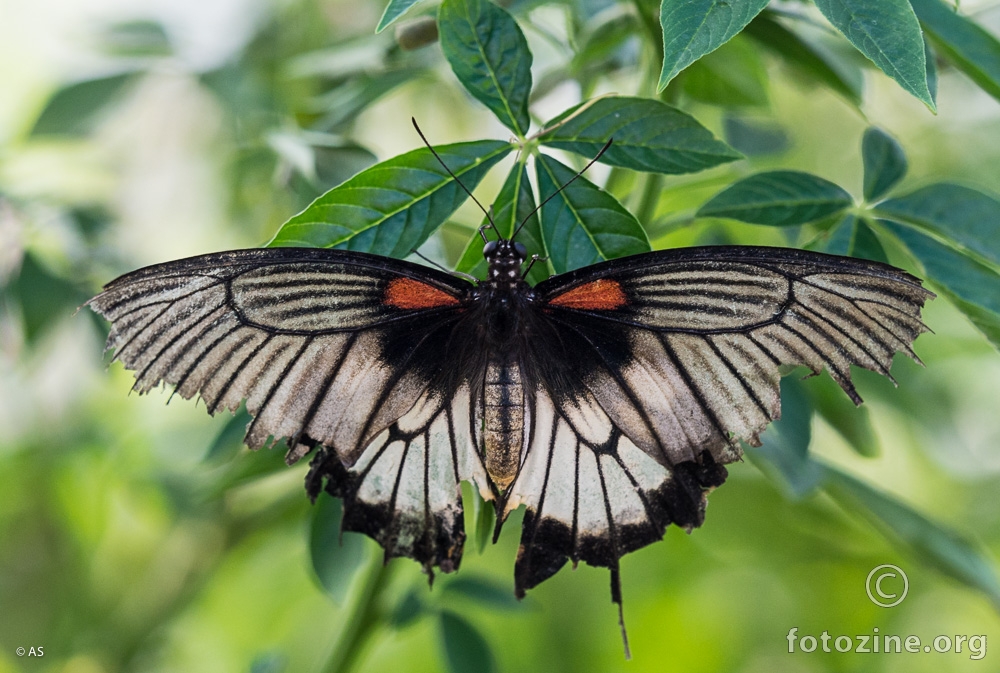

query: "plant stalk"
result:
(319, 553), (392, 673)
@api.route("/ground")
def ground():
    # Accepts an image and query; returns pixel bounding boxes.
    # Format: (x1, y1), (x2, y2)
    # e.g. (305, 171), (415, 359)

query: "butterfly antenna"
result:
(410, 249), (479, 283)
(412, 118), (496, 228)
(512, 138), (613, 240)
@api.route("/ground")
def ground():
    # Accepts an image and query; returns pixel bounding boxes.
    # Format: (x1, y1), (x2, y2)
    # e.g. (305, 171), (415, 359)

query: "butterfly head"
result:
(483, 238), (528, 286)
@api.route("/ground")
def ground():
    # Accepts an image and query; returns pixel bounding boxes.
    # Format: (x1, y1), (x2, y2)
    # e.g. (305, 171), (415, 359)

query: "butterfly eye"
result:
(513, 242), (528, 259)
(483, 240), (499, 257)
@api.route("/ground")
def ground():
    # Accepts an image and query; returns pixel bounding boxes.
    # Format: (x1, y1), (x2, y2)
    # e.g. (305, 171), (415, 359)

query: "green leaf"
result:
(203, 409), (251, 462)
(806, 375), (879, 457)
(722, 117), (789, 157)
(823, 466), (1000, 608)
(389, 589), (425, 628)
(851, 219), (890, 264)
(30, 73), (138, 137)
(269, 140), (511, 255)
(910, 0), (1000, 103)
(309, 494), (369, 604)
(744, 12), (863, 105)
(474, 494), (495, 554)
(438, 0), (532, 136)
(876, 183), (1000, 268)
(697, 171), (853, 226)
(884, 220), (1000, 314)
(924, 36), (939, 104)
(99, 20), (173, 57)
(571, 11), (638, 74)
(313, 69), (426, 132)
(3, 254), (86, 344)
(249, 652), (286, 673)
(682, 35), (769, 107)
(862, 128), (908, 202)
(455, 163), (548, 284)
(539, 97), (741, 175)
(439, 611), (496, 673)
(376, 0), (426, 32)
(883, 219), (1000, 349)
(657, 0), (771, 90)
(827, 214), (890, 264)
(535, 154), (650, 273)
(941, 297), (1000, 352)
(751, 378), (823, 498)
(442, 576), (523, 610)
(813, 0), (935, 109)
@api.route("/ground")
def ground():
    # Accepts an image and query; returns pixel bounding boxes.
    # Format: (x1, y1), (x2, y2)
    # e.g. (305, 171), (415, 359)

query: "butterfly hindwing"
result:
(503, 387), (727, 597)
(306, 384), (492, 575)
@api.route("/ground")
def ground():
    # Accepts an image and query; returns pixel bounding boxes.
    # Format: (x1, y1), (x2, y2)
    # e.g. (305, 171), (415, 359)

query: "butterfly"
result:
(87, 230), (932, 644)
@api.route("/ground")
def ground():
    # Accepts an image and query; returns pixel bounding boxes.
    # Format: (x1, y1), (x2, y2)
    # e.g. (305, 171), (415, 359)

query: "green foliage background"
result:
(2, 0), (1000, 671)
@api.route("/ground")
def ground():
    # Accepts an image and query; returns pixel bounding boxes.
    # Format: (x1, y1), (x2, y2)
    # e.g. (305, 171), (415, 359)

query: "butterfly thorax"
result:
(476, 238), (532, 490)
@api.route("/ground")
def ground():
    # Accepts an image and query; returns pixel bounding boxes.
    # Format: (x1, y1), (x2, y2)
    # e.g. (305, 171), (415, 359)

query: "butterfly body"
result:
(88, 241), (932, 624)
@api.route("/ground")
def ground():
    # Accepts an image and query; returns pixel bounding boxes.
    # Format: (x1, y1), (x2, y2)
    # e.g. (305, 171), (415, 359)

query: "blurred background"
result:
(2, 0), (1000, 671)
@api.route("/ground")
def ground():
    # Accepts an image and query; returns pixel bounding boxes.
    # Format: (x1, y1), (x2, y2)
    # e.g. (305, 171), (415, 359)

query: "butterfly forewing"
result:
(88, 248), (473, 464)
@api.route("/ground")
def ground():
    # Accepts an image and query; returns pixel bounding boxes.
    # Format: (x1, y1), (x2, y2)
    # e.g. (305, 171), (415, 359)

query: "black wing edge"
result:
(93, 247), (474, 295)
(514, 447), (728, 595)
(533, 245), (932, 297)
(304, 443), (467, 579)
(514, 445), (728, 659)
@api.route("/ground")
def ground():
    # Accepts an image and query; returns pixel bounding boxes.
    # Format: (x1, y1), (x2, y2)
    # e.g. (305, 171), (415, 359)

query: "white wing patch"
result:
(306, 385), (491, 576)
(502, 388), (727, 603)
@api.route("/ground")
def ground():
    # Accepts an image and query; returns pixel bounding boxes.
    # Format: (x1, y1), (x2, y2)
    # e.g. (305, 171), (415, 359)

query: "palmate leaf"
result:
(862, 128), (908, 202)
(697, 171), (853, 226)
(310, 494), (369, 603)
(876, 183), (1000, 268)
(806, 374), (879, 458)
(753, 385), (1000, 604)
(539, 97), (741, 174)
(657, 0), (771, 91)
(751, 378), (823, 498)
(911, 0), (1000, 103)
(439, 0), (532, 136)
(681, 35), (770, 108)
(455, 163), (548, 284)
(30, 73), (139, 137)
(269, 140), (511, 256)
(883, 219), (1000, 351)
(813, 0), (935, 110)
(376, 0), (425, 32)
(744, 12), (863, 106)
(824, 467), (1000, 609)
(535, 154), (650, 274)
(439, 611), (496, 673)
(824, 214), (889, 264)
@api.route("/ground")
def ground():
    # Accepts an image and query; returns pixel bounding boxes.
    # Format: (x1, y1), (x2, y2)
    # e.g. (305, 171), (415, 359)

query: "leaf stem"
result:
(319, 553), (392, 673)
(634, 173), (663, 225)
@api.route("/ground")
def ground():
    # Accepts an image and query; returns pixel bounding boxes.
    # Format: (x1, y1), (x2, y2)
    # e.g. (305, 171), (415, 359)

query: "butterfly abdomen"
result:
(484, 358), (524, 490)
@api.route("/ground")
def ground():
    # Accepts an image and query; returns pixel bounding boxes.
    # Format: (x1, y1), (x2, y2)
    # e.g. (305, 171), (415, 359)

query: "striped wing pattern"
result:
(90, 244), (932, 617)
(503, 388), (726, 598)
(306, 386), (491, 574)
(87, 248), (471, 467)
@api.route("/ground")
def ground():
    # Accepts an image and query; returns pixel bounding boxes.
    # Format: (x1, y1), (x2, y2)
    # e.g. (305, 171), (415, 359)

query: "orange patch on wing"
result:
(384, 277), (460, 309)
(549, 279), (628, 310)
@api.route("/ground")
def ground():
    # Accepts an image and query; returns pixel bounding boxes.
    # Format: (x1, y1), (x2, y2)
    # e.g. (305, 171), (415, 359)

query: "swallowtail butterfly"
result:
(88, 196), (932, 650)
